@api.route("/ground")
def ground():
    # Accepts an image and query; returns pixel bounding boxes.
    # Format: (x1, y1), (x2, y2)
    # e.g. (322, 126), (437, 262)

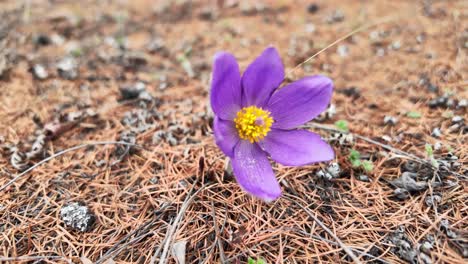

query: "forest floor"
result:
(0, 0), (466, 263)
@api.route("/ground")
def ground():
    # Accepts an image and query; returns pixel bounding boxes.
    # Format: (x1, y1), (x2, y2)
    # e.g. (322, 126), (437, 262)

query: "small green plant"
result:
(349, 149), (361, 167)
(335, 119), (349, 132)
(425, 143), (433, 157)
(248, 257), (266, 264)
(349, 149), (373, 172)
(425, 143), (439, 168)
(361, 160), (374, 172)
(70, 48), (83, 57)
(406, 111), (422, 119)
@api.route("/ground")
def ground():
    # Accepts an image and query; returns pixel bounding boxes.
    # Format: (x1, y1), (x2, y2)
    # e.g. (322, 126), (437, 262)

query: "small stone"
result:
(121, 52), (147, 69)
(327, 162), (340, 177)
(394, 188), (410, 200)
(305, 23), (316, 33)
(316, 104), (336, 121)
(391, 172), (428, 192)
(60, 202), (95, 232)
(420, 236), (434, 254)
(381, 135), (392, 142)
(147, 37), (166, 54)
(166, 133), (178, 146)
(138, 90), (153, 101)
(50, 34), (65, 45)
(428, 96), (448, 108)
(391, 41), (401, 50)
(339, 86), (361, 99)
(316, 162), (340, 180)
(337, 44), (349, 57)
(240, 1), (255, 15)
(431, 127), (442, 138)
(426, 83), (438, 93)
(33, 34), (51, 46)
(369, 31), (380, 42)
(119, 82), (146, 100)
(357, 175), (369, 182)
(434, 141), (442, 150)
(57, 57), (78, 80)
(325, 10), (344, 24)
(384, 115), (398, 125)
(199, 7), (217, 20)
(416, 34), (425, 43)
(447, 152), (458, 160)
(440, 219), (457, 238)
(32, 64), (48, 79)
(152, 130), (166, 144)
(452, 115), (463, 124)
(425, 194), (441, 207)
(457, 99), (467, 108)
(307, 3), (319, 14)
(451, 161), (461, 169)
(376, 48), (385, 57)
(419, 252), (432, 264)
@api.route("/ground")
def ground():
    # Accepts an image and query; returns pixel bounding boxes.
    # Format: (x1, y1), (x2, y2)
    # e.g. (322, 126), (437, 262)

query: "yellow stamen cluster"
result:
(234, 106), (273, 143)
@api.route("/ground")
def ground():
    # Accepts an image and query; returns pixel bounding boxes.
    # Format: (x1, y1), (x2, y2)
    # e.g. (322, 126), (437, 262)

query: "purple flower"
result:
(211, 47), (334, 201)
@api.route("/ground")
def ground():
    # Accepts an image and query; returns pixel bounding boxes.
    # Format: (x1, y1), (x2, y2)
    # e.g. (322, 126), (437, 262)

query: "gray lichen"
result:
(60, 202), (95, 232)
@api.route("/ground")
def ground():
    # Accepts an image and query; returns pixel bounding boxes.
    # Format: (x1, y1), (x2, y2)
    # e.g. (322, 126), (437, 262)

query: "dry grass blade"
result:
(155, 181), (206, 264)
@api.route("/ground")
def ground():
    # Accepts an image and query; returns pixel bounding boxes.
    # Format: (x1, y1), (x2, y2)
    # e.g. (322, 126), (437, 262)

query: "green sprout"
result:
(70, 48), (83, 57)
(425, 143), (439, 169)
(248, 257), (266, 264)
(406, 111), (422, 119)
(349, 149), (361, 167)
(425, 143), (434, 157)
(349, 149), (374, 172)
(361, 160), (374, 172)
(335, 119), (349, 132)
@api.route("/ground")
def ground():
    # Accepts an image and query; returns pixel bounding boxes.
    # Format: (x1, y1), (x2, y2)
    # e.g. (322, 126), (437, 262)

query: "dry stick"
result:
(150, 218), (174, 264)
(0, 255), (72, 263)
(285, 16), (397, 79)
(0, 141), (144, 192)
(156, 182), (206, 264)
(305, 123), (467, 179)
(201, 204), (228, 264)
(284, 195), (362, 264)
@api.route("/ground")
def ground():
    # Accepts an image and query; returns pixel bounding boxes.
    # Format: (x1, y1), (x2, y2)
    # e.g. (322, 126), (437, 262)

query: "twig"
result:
(0, 141), (144, 192)
(305, 122), (467, 179)
(285, 16), (397, 79)
(284, 195), (362, 264)
(155, 181), (205, 264)
(0, 255), (72, 263)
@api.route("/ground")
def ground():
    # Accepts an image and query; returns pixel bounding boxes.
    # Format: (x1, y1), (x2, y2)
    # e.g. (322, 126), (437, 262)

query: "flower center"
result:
(234, 106), (273, 143)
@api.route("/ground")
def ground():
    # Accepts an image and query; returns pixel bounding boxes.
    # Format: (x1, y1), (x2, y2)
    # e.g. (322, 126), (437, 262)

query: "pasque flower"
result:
(211, 47), (334, 201)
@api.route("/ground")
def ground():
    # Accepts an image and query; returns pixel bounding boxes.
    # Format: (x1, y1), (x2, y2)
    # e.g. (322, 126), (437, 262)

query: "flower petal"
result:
(231, 140), (281, 201)
(213, 117), (239, 158)
(260, 129), (334, 166)
(267, 75), (333, 129)
(210, 52), (242, 120)
(241, 47), (284, 107)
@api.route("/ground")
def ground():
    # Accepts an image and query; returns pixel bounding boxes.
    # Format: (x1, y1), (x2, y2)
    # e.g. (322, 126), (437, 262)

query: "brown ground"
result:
(0, 0), (467, 263)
